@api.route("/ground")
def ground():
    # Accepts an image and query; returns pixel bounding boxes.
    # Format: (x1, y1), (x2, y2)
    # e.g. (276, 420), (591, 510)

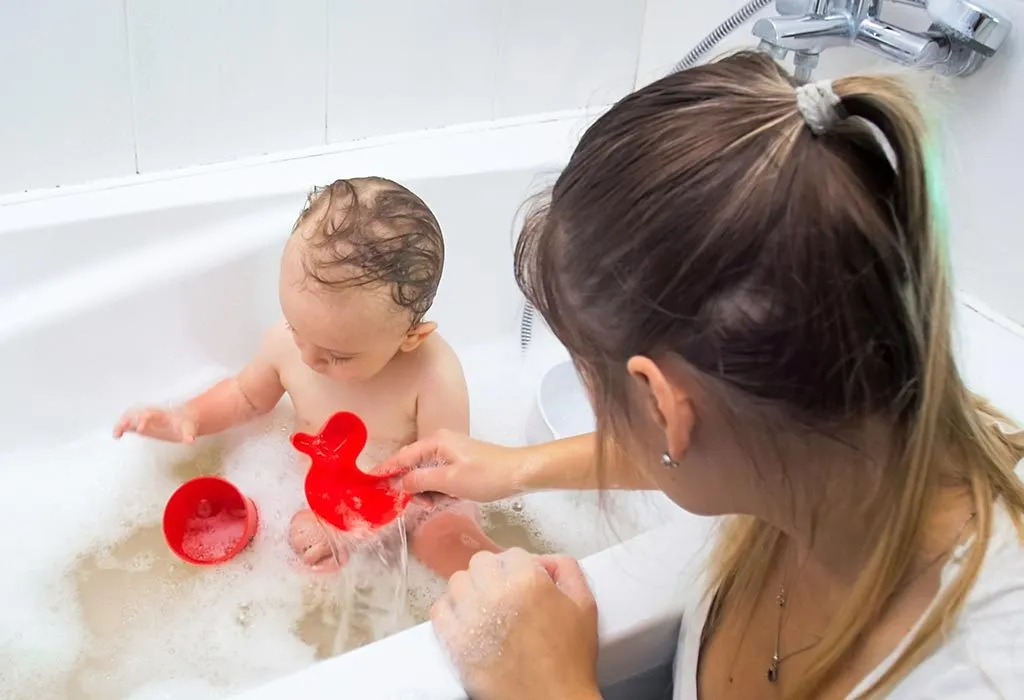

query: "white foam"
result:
(0, 401), (404, 699)
(0, 426), (183, 698)
(0, 337), (658, 700)
(125, 678), (222, 700)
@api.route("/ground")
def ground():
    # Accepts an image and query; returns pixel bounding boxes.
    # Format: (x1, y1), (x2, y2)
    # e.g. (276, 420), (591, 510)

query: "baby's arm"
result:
(406, 343), (504, 578)
(114, 324), (288, 442)
(184, 331), (285, 436)
(414, 344), (470, 438)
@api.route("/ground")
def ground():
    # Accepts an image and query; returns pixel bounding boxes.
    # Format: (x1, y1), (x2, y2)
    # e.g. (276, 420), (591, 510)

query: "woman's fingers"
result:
(401, 462), (450, 495)
(536, 555), (596, 612)
(379, 432), (522, 504)
(447, 569), (474, 601)
(431, 547), (600, 700)
(467, 549), (504, 589)
(375, 436), (444, 477)
(430, 592), (458, 634)
(499, 546), (539, 572)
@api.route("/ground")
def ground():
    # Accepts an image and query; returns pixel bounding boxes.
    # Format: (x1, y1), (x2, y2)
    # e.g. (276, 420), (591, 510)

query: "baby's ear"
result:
(400, 321), (437, 352)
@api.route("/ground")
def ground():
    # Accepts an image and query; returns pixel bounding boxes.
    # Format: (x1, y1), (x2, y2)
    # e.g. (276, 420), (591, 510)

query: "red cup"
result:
(163, 476), (259, 565)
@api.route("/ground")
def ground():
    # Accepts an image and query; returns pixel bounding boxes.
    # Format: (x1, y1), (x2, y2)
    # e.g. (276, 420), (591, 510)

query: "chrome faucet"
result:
(753, 0), (1012, 79)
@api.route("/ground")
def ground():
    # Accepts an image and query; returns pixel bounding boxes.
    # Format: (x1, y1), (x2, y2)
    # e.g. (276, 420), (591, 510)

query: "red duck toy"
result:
(292, 412), (411, 532)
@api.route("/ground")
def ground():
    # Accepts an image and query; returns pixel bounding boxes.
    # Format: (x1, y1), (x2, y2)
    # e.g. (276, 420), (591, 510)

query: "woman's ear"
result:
(626, 355), (694, 463)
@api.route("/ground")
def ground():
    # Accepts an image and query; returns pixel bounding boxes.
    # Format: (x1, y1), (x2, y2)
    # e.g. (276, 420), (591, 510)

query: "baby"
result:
(114, 177), (501, 577)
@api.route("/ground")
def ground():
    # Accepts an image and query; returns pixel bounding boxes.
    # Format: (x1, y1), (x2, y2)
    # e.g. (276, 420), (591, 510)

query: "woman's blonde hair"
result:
(515, 52), (1024, 697)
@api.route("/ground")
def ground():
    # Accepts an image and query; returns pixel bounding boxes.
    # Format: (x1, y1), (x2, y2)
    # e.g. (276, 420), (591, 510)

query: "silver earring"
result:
(661, 452), (679, 469)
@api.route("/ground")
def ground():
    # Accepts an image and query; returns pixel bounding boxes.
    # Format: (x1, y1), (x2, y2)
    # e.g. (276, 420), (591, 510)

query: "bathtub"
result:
(2, 111), (1022, 700)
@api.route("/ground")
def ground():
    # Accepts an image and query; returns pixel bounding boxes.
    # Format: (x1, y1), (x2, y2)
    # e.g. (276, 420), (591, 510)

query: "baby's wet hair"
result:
(293, 177), (444, 322)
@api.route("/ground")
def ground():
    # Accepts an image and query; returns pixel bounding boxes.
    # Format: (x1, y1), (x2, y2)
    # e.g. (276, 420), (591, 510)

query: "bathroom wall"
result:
(3, 0), (1021, 324)
(0, 0), (645, 195)
(638, 0), (1024, 326)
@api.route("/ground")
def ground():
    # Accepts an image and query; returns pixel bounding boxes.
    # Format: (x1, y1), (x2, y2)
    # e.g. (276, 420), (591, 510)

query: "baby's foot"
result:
(408, 500), (503, 579)
(289, 510), (346, 571)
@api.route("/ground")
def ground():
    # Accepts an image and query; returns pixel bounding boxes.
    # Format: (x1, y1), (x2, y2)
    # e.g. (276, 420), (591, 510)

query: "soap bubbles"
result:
(0, 339), (652, 700)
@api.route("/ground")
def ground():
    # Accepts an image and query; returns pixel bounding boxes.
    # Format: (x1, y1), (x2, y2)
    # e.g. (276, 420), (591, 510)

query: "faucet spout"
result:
(752, 14), (853, 51)
(751, 0), (1010, 79)
(855, 17), (952, 66)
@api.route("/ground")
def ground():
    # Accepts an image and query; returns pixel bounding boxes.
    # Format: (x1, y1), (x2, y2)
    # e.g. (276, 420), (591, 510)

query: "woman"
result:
(382, 53), (1024, 699)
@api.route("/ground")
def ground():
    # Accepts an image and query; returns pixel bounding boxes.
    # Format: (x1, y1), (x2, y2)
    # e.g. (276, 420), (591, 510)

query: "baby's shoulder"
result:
(413, 332), (463, 375)
(257, 321), (298, 365)
(404, 333), (465, 392)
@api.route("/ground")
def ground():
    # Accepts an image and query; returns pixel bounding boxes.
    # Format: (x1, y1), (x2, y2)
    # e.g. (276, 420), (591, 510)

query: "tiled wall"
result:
(0, 1), (137, 194)
(0, 0), (646, 194)
(2, 0), (1021, 324)
(638, 0), (1024, 326)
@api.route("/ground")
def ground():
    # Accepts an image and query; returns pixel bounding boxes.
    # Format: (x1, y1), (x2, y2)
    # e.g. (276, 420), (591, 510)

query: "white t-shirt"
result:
(673, 466), (1024, 698)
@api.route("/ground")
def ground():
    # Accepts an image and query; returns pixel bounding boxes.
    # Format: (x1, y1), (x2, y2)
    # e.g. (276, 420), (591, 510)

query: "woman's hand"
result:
(376, 430), (531, 503)
(431, 548), (601, 700)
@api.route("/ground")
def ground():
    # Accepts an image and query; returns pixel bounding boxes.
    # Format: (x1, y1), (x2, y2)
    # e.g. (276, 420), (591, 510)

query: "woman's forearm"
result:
(514, 432), (652, 492)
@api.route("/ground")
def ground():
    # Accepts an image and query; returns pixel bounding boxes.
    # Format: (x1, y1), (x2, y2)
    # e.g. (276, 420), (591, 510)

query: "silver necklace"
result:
(766, 510), (977, 684)
(767, 586), (819, 683)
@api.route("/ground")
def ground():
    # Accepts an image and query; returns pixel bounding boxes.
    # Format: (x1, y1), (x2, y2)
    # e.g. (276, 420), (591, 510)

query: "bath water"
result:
(0, 338), (651, 699)
(181, 510), (248, 561)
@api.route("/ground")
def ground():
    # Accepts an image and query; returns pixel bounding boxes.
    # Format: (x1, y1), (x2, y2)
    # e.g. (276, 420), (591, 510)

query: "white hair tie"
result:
(795, 80), (841, 135)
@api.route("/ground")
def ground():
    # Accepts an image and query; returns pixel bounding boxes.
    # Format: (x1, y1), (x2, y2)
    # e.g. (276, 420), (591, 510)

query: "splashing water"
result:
(321, 515), (412, 655)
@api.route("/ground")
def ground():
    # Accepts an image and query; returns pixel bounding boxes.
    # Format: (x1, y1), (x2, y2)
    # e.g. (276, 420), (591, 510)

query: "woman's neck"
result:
(749, 420), (968, 592)
(749, 421), (962, 589)
(766, 431), (890, 587)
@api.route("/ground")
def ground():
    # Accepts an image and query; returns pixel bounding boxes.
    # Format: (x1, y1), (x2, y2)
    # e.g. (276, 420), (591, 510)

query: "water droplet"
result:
(511, 500), (524, 512)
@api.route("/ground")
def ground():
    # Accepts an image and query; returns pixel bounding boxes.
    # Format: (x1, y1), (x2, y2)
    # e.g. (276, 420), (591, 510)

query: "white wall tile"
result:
(942, 24), (1024, 325)
(128, 0), (327, 172)
(495, 0), (646, 117)
(0, 1), (135, 194)
(636, 0), (759, 86)
(327, 0), (502, 143)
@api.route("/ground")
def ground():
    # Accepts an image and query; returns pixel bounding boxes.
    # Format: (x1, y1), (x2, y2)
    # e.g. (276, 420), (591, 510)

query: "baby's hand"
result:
(289, 510), (349, 571)
(113, 406), (198, 443)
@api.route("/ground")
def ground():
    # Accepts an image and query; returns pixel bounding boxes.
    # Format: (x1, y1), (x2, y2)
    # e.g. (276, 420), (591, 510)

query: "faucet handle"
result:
(927, 0), (1012, 56)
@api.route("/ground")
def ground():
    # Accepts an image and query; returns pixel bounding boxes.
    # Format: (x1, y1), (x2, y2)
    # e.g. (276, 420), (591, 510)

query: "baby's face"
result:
(279, 239), (421, 382)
